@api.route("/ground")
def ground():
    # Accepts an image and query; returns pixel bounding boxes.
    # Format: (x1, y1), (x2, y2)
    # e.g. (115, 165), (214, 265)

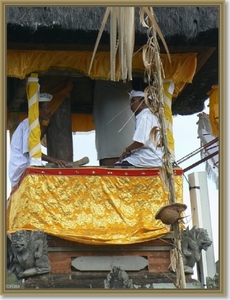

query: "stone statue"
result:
(104, 266), (133, 289)
(206, 273), (219, 289)
(9, 230), (51, 279)
(169, 226), (212, 274)
(181, 226), (212, 274)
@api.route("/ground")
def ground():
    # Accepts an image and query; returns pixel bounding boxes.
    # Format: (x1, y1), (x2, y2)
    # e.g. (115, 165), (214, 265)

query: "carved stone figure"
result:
(9, 230), (51, 278)
(169, 226), (212, 274)
(104, 266), (133, 289)
(206, 273), (219, 289)
(181, 226), (212, 274)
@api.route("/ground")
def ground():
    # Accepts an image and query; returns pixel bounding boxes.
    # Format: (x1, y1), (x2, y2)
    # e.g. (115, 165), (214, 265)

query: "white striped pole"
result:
(26, 73), (42, 166)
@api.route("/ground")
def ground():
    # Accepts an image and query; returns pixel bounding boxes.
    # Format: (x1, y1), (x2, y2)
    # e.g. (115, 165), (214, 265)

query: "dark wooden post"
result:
(46, 97), (73, 162)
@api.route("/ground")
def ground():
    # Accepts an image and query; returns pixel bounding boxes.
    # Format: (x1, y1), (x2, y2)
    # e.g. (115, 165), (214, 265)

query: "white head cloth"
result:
(39, 93), (53, 102)
(128, 90), (145, 100)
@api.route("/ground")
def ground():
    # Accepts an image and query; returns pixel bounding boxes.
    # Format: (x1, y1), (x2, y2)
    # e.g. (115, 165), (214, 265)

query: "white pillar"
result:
(188, 171), (216, 286)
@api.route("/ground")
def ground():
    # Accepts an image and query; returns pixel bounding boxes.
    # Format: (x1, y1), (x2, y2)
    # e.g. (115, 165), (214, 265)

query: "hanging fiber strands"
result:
(141, 9), (173, 198)
(139, 7), (171, 64)
(88, 7), (135, 81)
(89, 7), (170, 82)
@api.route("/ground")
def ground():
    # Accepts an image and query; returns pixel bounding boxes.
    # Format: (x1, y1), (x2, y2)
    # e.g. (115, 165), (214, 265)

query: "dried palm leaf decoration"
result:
(88, 7), (135, 81)
(88, 7), (170, 81)
(139, 8), (174, 198)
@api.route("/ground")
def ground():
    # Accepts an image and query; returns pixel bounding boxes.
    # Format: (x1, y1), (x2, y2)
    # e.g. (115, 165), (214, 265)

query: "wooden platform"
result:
(47, 235), (174, 275)
(17, 234), (200, 289)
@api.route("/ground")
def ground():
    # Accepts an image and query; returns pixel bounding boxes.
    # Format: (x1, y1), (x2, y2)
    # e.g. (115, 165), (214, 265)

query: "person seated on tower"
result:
(114, 90), (164, 168)
(8, 93), (68, 190)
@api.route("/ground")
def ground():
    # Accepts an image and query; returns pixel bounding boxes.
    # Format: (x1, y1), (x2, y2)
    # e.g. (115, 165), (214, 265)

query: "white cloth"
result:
(128, 90), (145, 99)
(39, 93), (52, 102)
(8, 118), (30, 187)
(93, 80), (135, 160)
(197, 113), (218, 189)
(122, 108), (164, 167)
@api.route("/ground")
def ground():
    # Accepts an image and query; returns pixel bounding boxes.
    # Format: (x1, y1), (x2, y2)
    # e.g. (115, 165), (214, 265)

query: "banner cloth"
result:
(7, 167), (183, 245)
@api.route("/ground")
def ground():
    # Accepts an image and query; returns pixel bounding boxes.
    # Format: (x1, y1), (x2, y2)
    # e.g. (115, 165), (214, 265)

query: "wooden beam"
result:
(48, 246), (173, 252)
(46, 97), (73, 162)
(7, 42), (216, 55)
(9, 79), (27, 111)
(196, 47), (216, 74)
(7, 42), (110, 52)
(173, 46), (216, 100)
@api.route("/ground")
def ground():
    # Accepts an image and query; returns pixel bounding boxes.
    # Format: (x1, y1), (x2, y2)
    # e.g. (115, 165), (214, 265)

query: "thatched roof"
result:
(6, 6), (219, 116)
(7, 6), (218, 46)
(7, 6), (218, 38)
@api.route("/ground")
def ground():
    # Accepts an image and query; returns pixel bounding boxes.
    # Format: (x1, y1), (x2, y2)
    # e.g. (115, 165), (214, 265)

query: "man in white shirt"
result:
(8, 93), (68, 189)
(115, 90), (164, 168)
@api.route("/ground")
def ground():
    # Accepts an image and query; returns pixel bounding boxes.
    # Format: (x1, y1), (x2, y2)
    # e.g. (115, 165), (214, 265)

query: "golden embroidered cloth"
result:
(207, 85), (219, 137)
(7, 167), (183, 245)
(7, 51), (197, 134)
(7, 50), (196, 97)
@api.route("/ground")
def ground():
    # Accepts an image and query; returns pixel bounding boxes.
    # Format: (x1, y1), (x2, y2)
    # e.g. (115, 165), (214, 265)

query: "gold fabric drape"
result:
(7, 50), (197, 94)
(7, 50), (197, 133)
(207, 85), (219, 137)
(71, 114), (94, 132)
(7, 167), (183, 245)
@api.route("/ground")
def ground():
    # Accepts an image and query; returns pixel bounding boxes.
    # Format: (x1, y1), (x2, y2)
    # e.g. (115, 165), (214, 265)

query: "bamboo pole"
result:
(177, 137), (218, 164)
(183, 150), (218, 173)
(155, 51), (187, 290)
(147, 12), (187, 288)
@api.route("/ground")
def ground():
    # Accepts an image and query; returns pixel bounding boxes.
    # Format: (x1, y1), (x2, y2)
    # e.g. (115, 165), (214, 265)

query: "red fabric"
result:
(22, 166), (183, 177)
(10, 166), (183, 197)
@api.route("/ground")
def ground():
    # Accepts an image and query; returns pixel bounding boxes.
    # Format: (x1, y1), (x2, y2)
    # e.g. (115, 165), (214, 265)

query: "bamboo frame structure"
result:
(142, 8), (186, 288)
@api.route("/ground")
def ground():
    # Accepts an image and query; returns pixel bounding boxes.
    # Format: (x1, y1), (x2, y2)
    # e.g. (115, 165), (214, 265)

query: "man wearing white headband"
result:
(114, 90), (164, 168)
(128, 90), (145, 99)
(9, 93), (68, 189)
